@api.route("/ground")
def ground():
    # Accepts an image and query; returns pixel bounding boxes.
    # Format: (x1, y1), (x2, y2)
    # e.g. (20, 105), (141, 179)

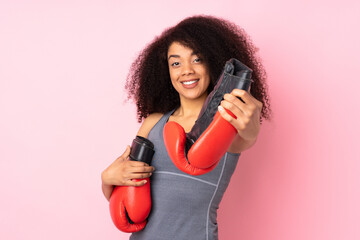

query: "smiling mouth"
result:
(181, 79), (199, 85)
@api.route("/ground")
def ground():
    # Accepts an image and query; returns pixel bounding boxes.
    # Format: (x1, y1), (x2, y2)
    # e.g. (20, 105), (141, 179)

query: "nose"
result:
(181, 61), (195, 75)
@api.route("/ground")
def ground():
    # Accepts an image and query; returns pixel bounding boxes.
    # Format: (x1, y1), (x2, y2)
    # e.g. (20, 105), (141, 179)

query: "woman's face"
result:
(167, 42), (210, 102)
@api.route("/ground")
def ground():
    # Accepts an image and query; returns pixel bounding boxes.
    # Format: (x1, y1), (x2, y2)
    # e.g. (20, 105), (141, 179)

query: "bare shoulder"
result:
(137, 113), (164, 138)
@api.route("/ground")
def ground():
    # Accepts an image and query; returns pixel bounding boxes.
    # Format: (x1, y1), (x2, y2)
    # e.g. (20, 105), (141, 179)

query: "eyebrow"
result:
(168, 52), (199, 60)
(168, 54), (180, 60)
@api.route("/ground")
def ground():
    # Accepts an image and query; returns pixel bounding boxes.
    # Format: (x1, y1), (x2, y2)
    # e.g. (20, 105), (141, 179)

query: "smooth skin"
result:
(101, 42), (262, 201)
(167, 41), (211, 132)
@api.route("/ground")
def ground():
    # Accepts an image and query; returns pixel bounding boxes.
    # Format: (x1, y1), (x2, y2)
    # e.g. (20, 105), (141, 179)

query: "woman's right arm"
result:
(101, 113), (163, 201)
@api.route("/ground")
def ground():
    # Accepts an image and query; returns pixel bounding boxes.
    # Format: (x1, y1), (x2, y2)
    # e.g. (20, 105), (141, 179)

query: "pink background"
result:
(1, 0), (359, 239)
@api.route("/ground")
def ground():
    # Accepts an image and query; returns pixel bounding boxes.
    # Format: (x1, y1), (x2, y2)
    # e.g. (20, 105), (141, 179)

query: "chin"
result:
(182, 92), (207, 101)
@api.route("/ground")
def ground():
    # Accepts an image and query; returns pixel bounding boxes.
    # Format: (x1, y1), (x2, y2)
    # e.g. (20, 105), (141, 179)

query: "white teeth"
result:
(182, 80), (198, 85)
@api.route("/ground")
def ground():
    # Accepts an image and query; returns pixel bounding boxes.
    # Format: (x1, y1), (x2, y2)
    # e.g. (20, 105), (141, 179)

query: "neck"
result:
(175, 94), (208, 118)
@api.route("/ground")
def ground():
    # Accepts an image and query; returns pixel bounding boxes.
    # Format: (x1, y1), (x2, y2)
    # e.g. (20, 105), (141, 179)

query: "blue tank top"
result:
(130, 110), (240, 240)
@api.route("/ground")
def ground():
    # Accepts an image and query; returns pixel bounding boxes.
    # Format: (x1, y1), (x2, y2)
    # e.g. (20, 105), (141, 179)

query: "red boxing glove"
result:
(163, 59), (252, 176)
(164, 110), (237, 175)
(109, 180), (151, 232)
(109, 136), (154, 232)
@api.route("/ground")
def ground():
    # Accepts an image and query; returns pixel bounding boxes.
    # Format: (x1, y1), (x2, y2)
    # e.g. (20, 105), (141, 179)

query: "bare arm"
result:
(219, 89), (263, 154)
(101, 113), (163, 201)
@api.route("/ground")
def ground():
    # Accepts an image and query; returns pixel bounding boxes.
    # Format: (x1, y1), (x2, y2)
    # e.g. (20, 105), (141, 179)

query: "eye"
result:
(171, 62), (180, 67)
(193, 57), (202, 63)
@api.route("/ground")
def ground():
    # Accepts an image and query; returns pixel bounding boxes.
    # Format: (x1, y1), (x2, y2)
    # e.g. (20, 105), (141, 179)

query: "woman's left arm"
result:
(218, 89), (263, 153)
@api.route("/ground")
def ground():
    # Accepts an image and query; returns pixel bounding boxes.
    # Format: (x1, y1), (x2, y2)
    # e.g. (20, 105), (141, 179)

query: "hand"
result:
(218, 89), (263, 145)
(102, 146), (155, 187)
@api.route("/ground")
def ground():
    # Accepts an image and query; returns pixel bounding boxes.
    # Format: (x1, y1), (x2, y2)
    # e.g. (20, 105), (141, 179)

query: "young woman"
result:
(102, 15), (271, 240)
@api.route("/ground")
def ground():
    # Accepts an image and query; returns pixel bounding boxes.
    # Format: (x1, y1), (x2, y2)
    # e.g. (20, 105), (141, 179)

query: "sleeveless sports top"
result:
(130, 110), (240, 240)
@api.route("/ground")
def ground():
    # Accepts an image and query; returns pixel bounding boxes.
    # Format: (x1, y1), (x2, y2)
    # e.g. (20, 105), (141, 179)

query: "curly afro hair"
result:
(125, 15), (271, 122)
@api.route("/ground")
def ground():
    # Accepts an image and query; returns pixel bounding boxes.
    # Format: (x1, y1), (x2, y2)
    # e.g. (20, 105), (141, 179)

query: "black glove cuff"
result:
(185, 58), (253, 149)
(129, 136), (155, 165)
